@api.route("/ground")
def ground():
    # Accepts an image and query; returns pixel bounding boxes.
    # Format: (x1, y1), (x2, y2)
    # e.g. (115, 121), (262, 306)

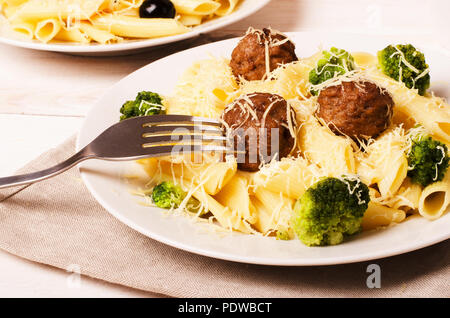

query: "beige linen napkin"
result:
(0, 136), (448, 297)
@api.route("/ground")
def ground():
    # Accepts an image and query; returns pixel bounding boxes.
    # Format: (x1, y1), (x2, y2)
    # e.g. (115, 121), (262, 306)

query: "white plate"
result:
(77, 32), (450, 266)
(0, 0), (270, 56)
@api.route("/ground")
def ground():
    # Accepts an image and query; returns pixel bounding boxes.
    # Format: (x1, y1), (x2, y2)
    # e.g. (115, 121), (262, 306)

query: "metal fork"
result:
(0, 115), (229, 189)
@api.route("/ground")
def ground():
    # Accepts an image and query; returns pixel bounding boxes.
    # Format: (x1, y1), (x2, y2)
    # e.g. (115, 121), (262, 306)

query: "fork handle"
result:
(0, 148), (92, 189)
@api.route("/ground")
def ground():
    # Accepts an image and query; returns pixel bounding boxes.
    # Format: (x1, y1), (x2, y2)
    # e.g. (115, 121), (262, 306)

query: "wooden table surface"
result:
(0, 0), (447, 297)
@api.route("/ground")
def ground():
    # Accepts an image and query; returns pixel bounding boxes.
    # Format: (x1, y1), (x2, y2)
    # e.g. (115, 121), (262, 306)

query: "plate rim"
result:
(0, 0), (271, 53)
(76, 31), (450, 266)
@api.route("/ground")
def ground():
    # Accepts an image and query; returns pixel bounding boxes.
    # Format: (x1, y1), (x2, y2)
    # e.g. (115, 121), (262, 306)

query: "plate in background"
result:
(0, 0), (270, 56)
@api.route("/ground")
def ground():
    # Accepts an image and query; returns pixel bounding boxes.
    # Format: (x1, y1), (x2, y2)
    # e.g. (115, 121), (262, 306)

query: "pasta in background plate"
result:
(0, 0), (242, 44)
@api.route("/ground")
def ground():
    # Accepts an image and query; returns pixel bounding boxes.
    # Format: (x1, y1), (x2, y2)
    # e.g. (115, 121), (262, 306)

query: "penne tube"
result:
(136, 158), (160, 182)
(9, 21), (35, 40)
(34, 18), (61, 43)
(2, 2), (21, 19)
(362, 202), (406, 230)
(377, 155), (408, 198)
(418, 171), (450, 220)
(13, 0), (105, 21)
(227, 79), (276, 103)
(100, 0), (143, 12)
(91, 14), (189, 38)
(178, 14), (203, 26)
(79, 21), (121, 44)
(252, 157), (316, 199)
(365, 67), (450, 144)
(214, 0), (240, 16)
(250, 196), (275, 234)
(171, 0), (220, 15)
(158, 158), (237, 195)
(271, 53), (322, 100)
(4, 0), (28, 5)
(193, 187), (251, 233)
(352, 51), (378, 69)
(293, 98), (355, 177)
(357, 127), (408, 198)
(253, 187), (294, 232)
(54, 26), (89, 43)
(388, 178), (422, 212)
(214, 173), (257, 224)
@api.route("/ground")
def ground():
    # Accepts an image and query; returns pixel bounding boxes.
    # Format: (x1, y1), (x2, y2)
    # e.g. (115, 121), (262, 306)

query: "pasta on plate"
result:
(121, 28), (450, 247)
(0, 0), (242, 44)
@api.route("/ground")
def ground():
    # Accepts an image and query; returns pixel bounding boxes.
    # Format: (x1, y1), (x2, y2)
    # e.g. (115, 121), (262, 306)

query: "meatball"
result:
(317, 81), (394, 139)
(221, 93), (295, 171)
(230, 28), (298, 81)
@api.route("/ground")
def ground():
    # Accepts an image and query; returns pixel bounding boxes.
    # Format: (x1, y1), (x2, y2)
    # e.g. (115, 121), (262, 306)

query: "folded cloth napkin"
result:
(0, 136), (448, 298)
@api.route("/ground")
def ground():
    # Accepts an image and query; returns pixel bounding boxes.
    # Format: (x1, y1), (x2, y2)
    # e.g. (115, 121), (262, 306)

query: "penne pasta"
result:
(252, 157), (317, 199)
(79, 21), (121, 44)
(1, 0), (241, 44)
(214, 0), (240, 16)
(352, 51), (378, 69)
(13, 0), (105, 21)
(9, 21), (36, 40)
(250, 196), (274, 234)
(54, 26), (89, 43)
(91, 14), (189, 38)
(388, 178), (422, 212)
(178, 14), (203, 26)
(357, 127), (408, 198)
(158, 157), (237, 195)
(271, 53), (322, 100)
(293, 99), (356, 177)
(362, 202), (406, 230)
(4, 0), (28, 5)
(214, 173), (257, 224)
(171, 0), (220, 15)
(34, 18), (61, 43)
(193, 187), (251, 233)
(253, 187), (294, 232)
(365, 67), (450, 144)
(418, 171), (450, 220)
(2, 1), (21, 19)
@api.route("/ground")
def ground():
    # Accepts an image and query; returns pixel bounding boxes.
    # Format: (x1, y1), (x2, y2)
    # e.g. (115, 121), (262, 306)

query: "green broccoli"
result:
(151, 181), (207, 215)
(309, 47), (355, 95)
(407, 136), (449, 187)
(151, 181), (186, 209)
(276, 228), (294, 241)
(291, 177), (370, 246)
(120, 91), (165, 121)
(377, 44), (430, 96)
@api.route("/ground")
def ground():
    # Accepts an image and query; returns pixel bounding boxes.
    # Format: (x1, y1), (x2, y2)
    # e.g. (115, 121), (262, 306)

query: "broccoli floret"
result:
(151, 181), (207, 215)
(120, 91), (165, 121)
(151, 181), (186, 209)
(276, 228), (294, 241)
(309, 47), (355, 95)
(407, 136), (449, 187)
(377, 44), (430, 96)
(291, 177), (370, 246)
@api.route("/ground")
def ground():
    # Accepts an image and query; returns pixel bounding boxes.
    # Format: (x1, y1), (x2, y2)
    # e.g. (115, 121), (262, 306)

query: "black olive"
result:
(139, 0), (176, 19)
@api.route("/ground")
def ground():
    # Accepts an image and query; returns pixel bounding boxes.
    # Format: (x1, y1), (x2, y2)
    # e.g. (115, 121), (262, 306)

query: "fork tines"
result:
(140, 115), (232, 155)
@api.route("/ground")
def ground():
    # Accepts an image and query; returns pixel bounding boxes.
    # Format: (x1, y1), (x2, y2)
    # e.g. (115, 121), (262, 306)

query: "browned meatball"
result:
(317, 81), (394, 139)
(221, 93), (296, 171)
(230, 28), (298, 81)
